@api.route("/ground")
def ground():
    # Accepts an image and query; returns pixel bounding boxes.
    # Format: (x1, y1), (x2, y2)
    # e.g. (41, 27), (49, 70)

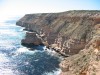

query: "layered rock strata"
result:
(59, 19), (100, 75)
(16, 10), (100, 55)
(16, 10), (100, 75)
(59, 37), (100, 75)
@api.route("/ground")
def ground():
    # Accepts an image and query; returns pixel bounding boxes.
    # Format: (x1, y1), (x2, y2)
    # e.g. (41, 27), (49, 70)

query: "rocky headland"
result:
(16, 10), (100, 75)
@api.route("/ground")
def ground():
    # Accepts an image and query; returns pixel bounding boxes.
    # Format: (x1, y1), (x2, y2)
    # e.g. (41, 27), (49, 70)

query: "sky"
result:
(0, 0), (100, 21)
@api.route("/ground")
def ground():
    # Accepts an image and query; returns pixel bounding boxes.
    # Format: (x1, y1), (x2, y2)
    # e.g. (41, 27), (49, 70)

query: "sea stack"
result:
(21, 32), (42, 47)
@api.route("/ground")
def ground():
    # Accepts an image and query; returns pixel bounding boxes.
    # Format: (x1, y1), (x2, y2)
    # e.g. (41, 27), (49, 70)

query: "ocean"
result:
(0, 19), (61, 75)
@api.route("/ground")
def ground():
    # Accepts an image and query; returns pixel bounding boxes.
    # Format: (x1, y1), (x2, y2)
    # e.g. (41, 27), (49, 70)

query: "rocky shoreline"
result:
(21, 31), (69, 57)
(16, 10), (100, 75)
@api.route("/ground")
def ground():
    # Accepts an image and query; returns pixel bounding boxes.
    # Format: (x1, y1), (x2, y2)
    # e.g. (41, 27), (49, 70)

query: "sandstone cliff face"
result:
(16, 10), (100, 55)
(59, 38), (100, 75)
(59, 19), (100, 75)
(16, 10), (100, 75)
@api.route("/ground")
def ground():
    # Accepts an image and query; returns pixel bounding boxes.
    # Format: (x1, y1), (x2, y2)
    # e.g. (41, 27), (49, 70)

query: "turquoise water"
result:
(0, 21), (61, 75)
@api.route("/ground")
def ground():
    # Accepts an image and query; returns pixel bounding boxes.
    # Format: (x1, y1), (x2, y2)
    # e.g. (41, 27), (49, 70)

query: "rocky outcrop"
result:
(16, 10), (100, 55)
(21, 32), (42, 47)
(16, 10), (100, 75)
(59, 37), (100, 75)
(59, 20), (100, 75)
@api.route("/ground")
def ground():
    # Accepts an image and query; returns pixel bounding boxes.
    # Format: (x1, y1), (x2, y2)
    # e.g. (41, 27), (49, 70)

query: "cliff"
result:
(59, 37), (100, 75)
(16, 10), (100, 55)
(16, 10), (100, 75)
(59, 16), (100, 75)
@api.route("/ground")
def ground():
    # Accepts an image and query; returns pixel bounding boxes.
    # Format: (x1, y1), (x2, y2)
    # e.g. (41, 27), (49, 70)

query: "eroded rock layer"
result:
(16, 10), (100, 55)
(59, 15), (100, 75)
(16, 10), (100, 75)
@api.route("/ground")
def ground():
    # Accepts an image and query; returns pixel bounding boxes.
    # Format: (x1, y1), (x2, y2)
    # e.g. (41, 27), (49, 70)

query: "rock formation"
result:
(16, 10), (100, 75)
(21, 32), (42, 47)
(59, 37), (100, 75)
(59, 16), (100, 75)
(16, 10), (100, 55)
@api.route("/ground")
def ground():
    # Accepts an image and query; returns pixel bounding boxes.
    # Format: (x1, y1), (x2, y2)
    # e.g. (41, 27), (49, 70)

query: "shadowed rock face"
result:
(16, 10), (100, 55)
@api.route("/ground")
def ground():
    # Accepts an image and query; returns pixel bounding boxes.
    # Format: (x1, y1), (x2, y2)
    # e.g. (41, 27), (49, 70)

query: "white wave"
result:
(16, 47), (38, 54)
(16, 47), (29, 53)
(0, 68), (15, 75)
(43, 69), (61, 75)
(0, 42), (16, 50)
(0, 54), (9, 62)
(45, 48), (59, 57)
(12, 47), (29, 57)
(0, 53), (16, 75)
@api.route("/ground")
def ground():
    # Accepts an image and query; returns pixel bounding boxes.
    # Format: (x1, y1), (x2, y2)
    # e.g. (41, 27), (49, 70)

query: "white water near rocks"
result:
(0, 20), (61, 75)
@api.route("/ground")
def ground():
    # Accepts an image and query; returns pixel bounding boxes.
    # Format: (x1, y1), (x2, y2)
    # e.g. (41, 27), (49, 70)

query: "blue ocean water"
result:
(0, 20), (61, 75)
